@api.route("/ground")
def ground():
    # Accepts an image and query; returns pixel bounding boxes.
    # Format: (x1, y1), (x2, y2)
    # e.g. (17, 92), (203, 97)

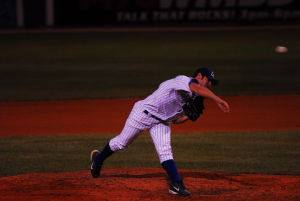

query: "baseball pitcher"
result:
(90, 67), (230, 196)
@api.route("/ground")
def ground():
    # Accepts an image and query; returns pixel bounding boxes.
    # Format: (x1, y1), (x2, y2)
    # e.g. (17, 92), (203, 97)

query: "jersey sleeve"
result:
(173, 75), (193, 93)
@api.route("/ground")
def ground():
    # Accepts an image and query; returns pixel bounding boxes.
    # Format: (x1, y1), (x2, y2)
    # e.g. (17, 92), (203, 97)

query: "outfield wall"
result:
(1, 0), (300, 28)
(57, 0), (300, 26)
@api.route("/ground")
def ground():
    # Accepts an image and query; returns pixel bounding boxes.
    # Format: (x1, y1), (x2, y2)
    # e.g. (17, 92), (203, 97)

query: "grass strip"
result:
(0, 28), (300, 101)
(0, 131), (299, 177)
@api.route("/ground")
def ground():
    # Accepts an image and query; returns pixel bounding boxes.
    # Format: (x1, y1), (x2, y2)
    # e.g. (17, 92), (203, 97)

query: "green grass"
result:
(0, 131), (299, 177)
(0, 27), (300, 101)
(0, 28), (299, 178)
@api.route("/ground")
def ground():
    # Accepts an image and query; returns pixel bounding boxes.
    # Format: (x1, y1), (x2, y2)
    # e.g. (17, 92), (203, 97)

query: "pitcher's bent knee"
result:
(109, 138), (128, 152)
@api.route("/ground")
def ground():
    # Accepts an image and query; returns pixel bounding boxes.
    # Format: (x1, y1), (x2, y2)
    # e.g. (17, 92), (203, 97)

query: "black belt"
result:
(143, 110), (165, 122)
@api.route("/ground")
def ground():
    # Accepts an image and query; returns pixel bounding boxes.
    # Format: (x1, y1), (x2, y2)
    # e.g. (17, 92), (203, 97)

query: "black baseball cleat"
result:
(90, 150), (102, 178)
(169, 180), (191, 196)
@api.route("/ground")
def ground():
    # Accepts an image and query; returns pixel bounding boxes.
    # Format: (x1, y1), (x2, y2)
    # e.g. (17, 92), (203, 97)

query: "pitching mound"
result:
(0, 168), (299, 201)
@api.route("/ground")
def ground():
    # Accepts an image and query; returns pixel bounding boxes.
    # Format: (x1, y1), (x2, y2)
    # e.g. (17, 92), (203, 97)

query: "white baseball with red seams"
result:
(109, 75), (192, 163)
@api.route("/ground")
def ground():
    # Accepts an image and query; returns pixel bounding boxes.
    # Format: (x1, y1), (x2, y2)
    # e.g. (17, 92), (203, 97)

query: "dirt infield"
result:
(0, 94), (299, 136)
(1, 94), (300, 200)
(0, 168), (299, 201)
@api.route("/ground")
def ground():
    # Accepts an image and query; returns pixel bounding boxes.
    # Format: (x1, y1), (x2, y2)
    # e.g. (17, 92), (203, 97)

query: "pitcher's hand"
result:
(216, 99), (230, 113)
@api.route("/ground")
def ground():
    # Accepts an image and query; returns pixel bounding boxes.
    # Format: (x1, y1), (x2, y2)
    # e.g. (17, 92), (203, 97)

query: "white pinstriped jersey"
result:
(139, 75), (193, 121)
(109, 75), (194, 163)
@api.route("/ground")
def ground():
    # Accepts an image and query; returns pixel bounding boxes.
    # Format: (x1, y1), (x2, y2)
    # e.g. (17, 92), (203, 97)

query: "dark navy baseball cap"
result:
(192, 67), (219, 85)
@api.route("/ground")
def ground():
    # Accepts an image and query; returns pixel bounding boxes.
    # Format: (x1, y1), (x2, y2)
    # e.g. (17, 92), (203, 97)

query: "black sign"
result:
(55, 0), (300, 26)
(0, 0), (17, 27)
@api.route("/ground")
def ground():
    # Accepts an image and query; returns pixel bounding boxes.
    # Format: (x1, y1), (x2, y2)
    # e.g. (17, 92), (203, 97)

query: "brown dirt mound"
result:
(1, 95), (299, 200)
(0, 95), (300, 136)
(0, 168), (299, 201)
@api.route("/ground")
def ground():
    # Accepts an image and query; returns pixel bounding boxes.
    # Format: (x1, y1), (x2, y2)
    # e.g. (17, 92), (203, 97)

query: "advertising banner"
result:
(55, 0), (300, 26)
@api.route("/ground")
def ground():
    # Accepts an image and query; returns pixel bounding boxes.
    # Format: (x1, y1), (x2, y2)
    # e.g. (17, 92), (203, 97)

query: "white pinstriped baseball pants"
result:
(109, 101), (173, 163)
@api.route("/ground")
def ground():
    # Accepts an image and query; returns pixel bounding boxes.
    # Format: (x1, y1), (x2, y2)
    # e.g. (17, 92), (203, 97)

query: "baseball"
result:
(275, 46), (288, 53)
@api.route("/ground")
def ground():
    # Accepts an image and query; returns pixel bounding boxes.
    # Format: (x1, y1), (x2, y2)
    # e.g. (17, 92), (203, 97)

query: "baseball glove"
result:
(182, 96), (205, 121)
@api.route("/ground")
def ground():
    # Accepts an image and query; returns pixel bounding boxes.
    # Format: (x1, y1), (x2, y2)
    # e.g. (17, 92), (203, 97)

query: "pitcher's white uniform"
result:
(109, 75), (193, 163)
(91, 67), (229, 196)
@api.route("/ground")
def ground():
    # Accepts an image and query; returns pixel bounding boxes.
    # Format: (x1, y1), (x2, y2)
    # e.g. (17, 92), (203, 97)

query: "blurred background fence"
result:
(0, 0), (300, 177)
(0, 1), (299, 102)
(1, 0), (300, 28)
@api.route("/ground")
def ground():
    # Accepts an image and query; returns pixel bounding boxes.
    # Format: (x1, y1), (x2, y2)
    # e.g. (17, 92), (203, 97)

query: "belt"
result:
(143, 110), (165, 122)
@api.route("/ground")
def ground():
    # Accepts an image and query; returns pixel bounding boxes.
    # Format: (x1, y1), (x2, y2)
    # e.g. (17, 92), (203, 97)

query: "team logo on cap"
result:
(211, 72), (215, 78)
